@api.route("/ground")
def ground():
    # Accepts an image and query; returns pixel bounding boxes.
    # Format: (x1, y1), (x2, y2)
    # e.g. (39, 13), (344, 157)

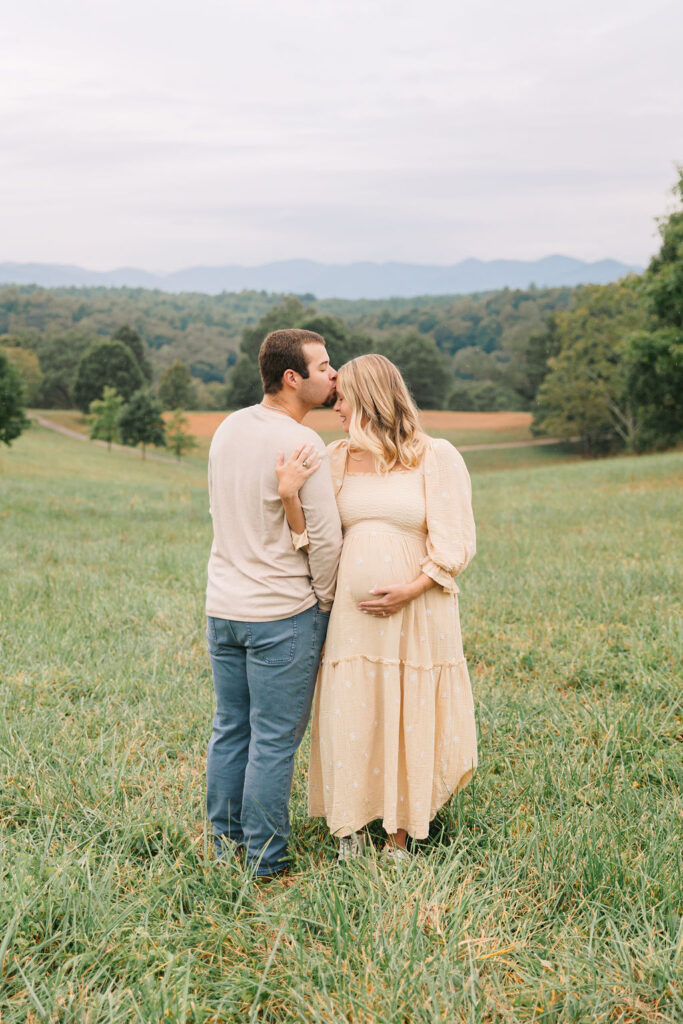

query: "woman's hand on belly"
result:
(358, 572), (435, 617)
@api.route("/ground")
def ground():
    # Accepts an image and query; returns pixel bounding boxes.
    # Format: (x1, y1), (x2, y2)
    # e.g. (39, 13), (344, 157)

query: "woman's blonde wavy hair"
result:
(337, 353), (426, 473)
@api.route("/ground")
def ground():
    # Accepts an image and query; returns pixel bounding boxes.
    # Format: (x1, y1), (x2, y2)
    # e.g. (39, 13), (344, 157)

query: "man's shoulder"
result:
(266, 414), (326, 453)
(209, 407), (253, 451)
(295, 421), (327, 451)
(212, 405), (253, 433)
(210, 406), (326, 455)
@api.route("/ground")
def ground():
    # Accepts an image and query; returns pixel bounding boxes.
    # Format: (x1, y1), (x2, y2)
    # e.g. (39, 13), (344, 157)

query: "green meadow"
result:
(0, 426), (681, 1023)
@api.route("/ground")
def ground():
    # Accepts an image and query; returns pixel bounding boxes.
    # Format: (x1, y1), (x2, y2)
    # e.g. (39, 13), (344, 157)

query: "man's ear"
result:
(282, 368), (299, 390)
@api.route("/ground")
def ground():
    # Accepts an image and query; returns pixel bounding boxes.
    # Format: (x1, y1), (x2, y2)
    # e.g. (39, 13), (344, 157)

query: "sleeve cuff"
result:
(291, 528), (309, 551)
(420, 557), (460, 595)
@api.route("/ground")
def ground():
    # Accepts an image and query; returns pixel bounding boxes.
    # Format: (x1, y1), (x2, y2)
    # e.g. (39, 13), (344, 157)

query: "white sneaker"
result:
(337, 832), (366, 862)
(382, 845), (411, 865)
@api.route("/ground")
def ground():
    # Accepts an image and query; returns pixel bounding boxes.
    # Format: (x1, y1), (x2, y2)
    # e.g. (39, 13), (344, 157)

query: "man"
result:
(205, 328), (342, 878)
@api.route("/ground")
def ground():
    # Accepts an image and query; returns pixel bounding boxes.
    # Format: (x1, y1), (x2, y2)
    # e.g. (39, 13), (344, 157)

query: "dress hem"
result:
(310, 767), (476, 840)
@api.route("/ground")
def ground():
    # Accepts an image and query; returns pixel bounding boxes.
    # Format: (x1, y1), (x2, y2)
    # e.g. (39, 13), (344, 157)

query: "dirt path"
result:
(36, 415), (568, 455)
(457, 436), (569, 452)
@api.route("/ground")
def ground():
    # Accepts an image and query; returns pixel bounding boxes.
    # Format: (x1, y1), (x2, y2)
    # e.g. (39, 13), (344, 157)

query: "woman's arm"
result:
(275, 444), (320, 534)
(420, 438), (476, 590)
(358, 573), (436, 617)
(280, 493), (306, 534)
(359, 439), (475, 617)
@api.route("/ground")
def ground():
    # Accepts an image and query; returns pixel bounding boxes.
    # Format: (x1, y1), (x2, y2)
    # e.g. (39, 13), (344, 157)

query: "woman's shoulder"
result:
(327, 438), (349, 457)
(421, 433), (450, 450)
(420, 433), (455, 458)
(327, 438), (348, 488)
(421, 434), (468, 472)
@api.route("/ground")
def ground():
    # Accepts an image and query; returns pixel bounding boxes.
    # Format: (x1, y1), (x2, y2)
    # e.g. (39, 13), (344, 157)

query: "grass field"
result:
(1, 426), (681, 1022)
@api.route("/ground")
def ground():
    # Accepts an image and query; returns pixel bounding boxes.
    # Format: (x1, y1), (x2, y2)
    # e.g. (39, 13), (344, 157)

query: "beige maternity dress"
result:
(307, 436), (478, 839)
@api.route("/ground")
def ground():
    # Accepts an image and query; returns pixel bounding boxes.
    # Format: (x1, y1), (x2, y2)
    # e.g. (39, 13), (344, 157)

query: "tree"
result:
(625, 329), (683, 448)
(118, 389), (167, 458)
(225, 354), (263, 409)
(533, 280), (647, 453)
(8, 329), (94, 409)
(74, 341), (145, 412)
(517, 317), (562, 405)
(1, 344), (43, 405)
(621, 168), (683, 449)
(298, 314), (371, 369)
(448, 379), (521, 412)
(112, 325), (153, 383)
(375, 332), (451, 409)
(0, 349), (30, 446)
(645, 170), (683, 330)
(191, 359), (225, 383)
(223, 297), (313, 410)
(239, 297), (309, 361)
(447, 382), (478, 411)
(88, 386), (124, 451)
(452, 345), (504, 382)
(194, 379), (226, 411)
(165, 408), (197, 461)
(534, 171), (683, 455)
(158, 360), (197, 410)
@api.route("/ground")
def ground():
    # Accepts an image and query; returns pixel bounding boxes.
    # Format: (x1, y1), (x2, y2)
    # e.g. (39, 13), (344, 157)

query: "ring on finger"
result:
(302, 460), (309, 467)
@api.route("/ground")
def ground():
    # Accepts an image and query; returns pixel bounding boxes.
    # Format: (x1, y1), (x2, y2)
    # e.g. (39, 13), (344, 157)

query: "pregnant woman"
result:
(276, 354), (478, 862)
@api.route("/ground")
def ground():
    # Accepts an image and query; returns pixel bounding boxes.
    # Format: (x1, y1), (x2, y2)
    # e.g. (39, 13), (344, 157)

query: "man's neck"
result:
(261, 393), (309, 424)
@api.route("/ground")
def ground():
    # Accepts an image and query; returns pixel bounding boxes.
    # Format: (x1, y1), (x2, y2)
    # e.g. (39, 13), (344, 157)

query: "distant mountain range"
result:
(0, 256), (642, 300)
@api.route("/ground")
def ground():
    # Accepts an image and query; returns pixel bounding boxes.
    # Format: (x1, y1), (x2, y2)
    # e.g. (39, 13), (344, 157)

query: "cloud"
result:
(0, 0), (681, 268)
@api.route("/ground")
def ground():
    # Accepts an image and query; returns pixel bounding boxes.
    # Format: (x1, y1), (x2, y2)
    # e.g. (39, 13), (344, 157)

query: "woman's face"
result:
(333, 388), (352, 433)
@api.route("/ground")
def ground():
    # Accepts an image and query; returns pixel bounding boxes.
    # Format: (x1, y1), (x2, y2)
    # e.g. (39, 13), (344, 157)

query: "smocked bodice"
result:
(336, 469), (427, 537)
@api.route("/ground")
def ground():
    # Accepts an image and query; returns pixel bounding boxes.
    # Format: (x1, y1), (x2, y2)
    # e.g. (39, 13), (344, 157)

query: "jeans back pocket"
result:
(248, 617), (298, 666)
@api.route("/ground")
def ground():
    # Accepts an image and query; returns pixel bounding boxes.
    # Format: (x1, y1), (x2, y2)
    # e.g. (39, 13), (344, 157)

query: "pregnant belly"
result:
(339, 532), (423, 605)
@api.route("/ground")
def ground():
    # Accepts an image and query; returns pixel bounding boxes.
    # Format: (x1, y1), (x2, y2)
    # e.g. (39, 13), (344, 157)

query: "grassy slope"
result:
(0, 428), (681, 1023)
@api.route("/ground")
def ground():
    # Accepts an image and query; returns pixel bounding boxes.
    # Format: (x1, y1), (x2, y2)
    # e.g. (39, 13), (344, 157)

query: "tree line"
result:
(0, 281), (576, 413)
(0, 285), (576, 414)
(2, 169), (682, 456)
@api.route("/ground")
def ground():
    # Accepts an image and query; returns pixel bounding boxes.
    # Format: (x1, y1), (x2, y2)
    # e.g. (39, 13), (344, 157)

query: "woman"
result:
(276, 354), (477, 862)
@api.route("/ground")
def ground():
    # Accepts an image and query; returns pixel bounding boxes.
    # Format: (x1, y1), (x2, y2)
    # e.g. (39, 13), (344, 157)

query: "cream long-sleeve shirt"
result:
(206, 404), (342, 622)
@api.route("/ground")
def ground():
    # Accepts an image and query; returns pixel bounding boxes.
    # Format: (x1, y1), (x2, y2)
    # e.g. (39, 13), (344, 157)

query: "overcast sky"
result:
(2, 0), (681, 271)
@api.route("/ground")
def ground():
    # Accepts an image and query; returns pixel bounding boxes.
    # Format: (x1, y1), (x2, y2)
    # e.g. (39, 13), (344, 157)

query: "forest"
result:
(0, 282), (573, 412)
(2, 170), (682, 455)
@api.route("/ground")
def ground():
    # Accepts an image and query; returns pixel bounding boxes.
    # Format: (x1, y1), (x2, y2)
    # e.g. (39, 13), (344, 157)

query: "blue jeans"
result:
(206, 604), (329, 876)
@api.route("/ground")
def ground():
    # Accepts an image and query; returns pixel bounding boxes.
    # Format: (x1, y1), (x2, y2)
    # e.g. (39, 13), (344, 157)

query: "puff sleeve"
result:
(420, 438), (476, 594)
(290, 528), (309, 551)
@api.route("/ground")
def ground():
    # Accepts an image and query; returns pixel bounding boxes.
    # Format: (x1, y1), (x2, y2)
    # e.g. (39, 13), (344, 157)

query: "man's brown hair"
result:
(258, 329), (326, 395)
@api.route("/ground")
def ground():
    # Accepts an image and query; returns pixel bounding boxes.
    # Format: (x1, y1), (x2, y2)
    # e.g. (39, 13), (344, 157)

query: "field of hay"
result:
(1, 425), (681, 1022)
(173, 409), (534, 441)
(35, 408), (578, 475)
